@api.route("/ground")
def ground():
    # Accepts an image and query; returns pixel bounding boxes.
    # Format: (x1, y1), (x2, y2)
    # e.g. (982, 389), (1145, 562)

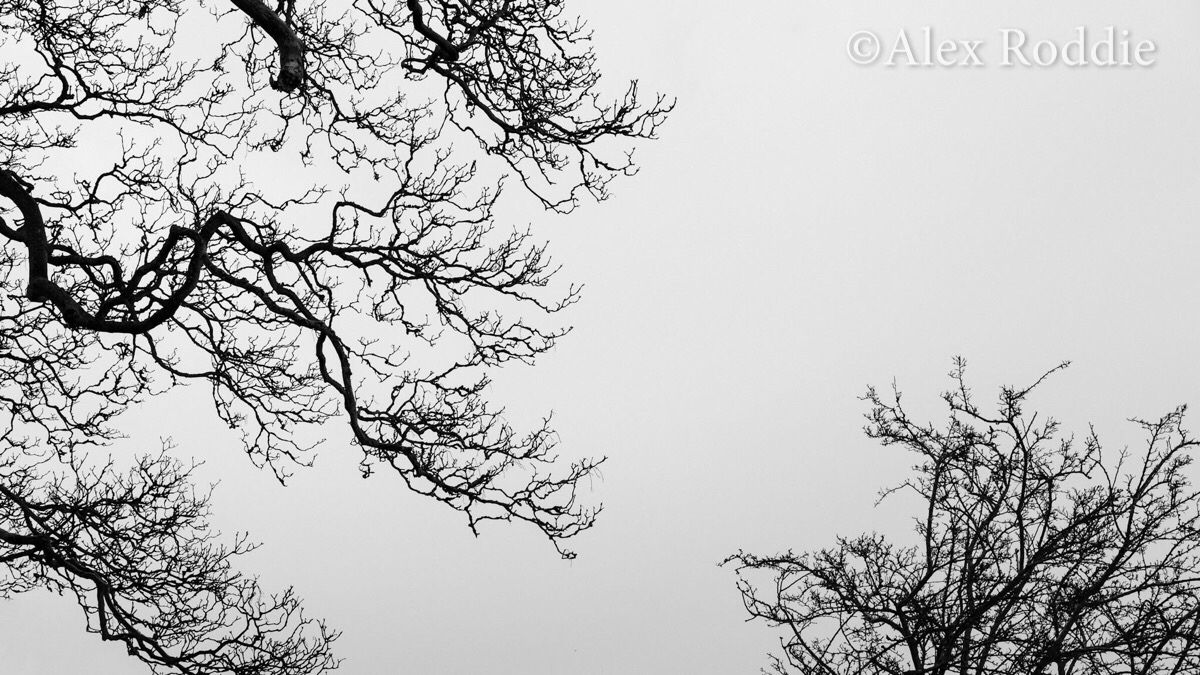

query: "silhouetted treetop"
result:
(728, 360), (1200, 675)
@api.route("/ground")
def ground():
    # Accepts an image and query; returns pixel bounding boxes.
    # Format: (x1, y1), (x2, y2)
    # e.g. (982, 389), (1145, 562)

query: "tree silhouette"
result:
(0, 1), (669, 672)
(728, 359), (1200, 675)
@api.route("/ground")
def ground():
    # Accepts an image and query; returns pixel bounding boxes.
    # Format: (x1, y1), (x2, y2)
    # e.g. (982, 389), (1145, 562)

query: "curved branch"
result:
(406, 0), (460, 61)
(230, 0), (307, 92)
(0, 168), (229, 333)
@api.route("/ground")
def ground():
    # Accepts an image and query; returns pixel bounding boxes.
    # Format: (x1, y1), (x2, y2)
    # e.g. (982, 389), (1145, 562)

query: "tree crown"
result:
(729, 359), (1200, 675)
(0, 1), (669, 671)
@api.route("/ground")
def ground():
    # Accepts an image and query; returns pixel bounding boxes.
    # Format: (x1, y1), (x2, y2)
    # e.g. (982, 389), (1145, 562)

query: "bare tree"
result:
(727, 359), (1200, 675)
(0, 1), (669, 672)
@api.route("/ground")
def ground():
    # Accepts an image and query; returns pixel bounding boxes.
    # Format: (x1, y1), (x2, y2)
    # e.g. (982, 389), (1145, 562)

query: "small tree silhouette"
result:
(0, 1), (669, 672)
(728, 359), (1200, 675)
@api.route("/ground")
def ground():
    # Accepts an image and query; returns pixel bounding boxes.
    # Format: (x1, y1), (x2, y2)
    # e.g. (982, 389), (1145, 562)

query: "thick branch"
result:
(0, 168), (230, 333)
(406, 0), (460, 61)
(229, 0), (307, 91)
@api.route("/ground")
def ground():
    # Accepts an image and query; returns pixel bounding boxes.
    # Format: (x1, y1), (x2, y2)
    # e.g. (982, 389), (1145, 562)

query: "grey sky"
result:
(2, 1), (1200, 673)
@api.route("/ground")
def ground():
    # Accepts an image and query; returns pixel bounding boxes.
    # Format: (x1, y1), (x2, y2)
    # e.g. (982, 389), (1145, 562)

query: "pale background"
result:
(3, 1), (1200, 673)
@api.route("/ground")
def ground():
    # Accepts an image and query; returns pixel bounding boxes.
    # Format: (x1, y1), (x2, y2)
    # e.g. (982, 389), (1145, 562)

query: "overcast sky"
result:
(4, 1), (1200, 673)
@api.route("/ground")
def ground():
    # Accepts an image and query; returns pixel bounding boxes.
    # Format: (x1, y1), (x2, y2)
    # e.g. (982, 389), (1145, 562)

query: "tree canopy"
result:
(0, 1), (668, 672)
(728, 360), (1200, 675)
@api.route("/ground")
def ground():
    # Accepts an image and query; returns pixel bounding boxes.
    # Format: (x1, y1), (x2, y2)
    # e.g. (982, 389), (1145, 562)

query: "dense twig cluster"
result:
(0, 447), (336, 674)
(0, 0), (668, 671)
(728, 360), (1200, 675)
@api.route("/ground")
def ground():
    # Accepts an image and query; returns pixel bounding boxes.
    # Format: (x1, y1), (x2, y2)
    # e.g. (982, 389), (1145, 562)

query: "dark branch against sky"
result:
(0, 1), (668, 671)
